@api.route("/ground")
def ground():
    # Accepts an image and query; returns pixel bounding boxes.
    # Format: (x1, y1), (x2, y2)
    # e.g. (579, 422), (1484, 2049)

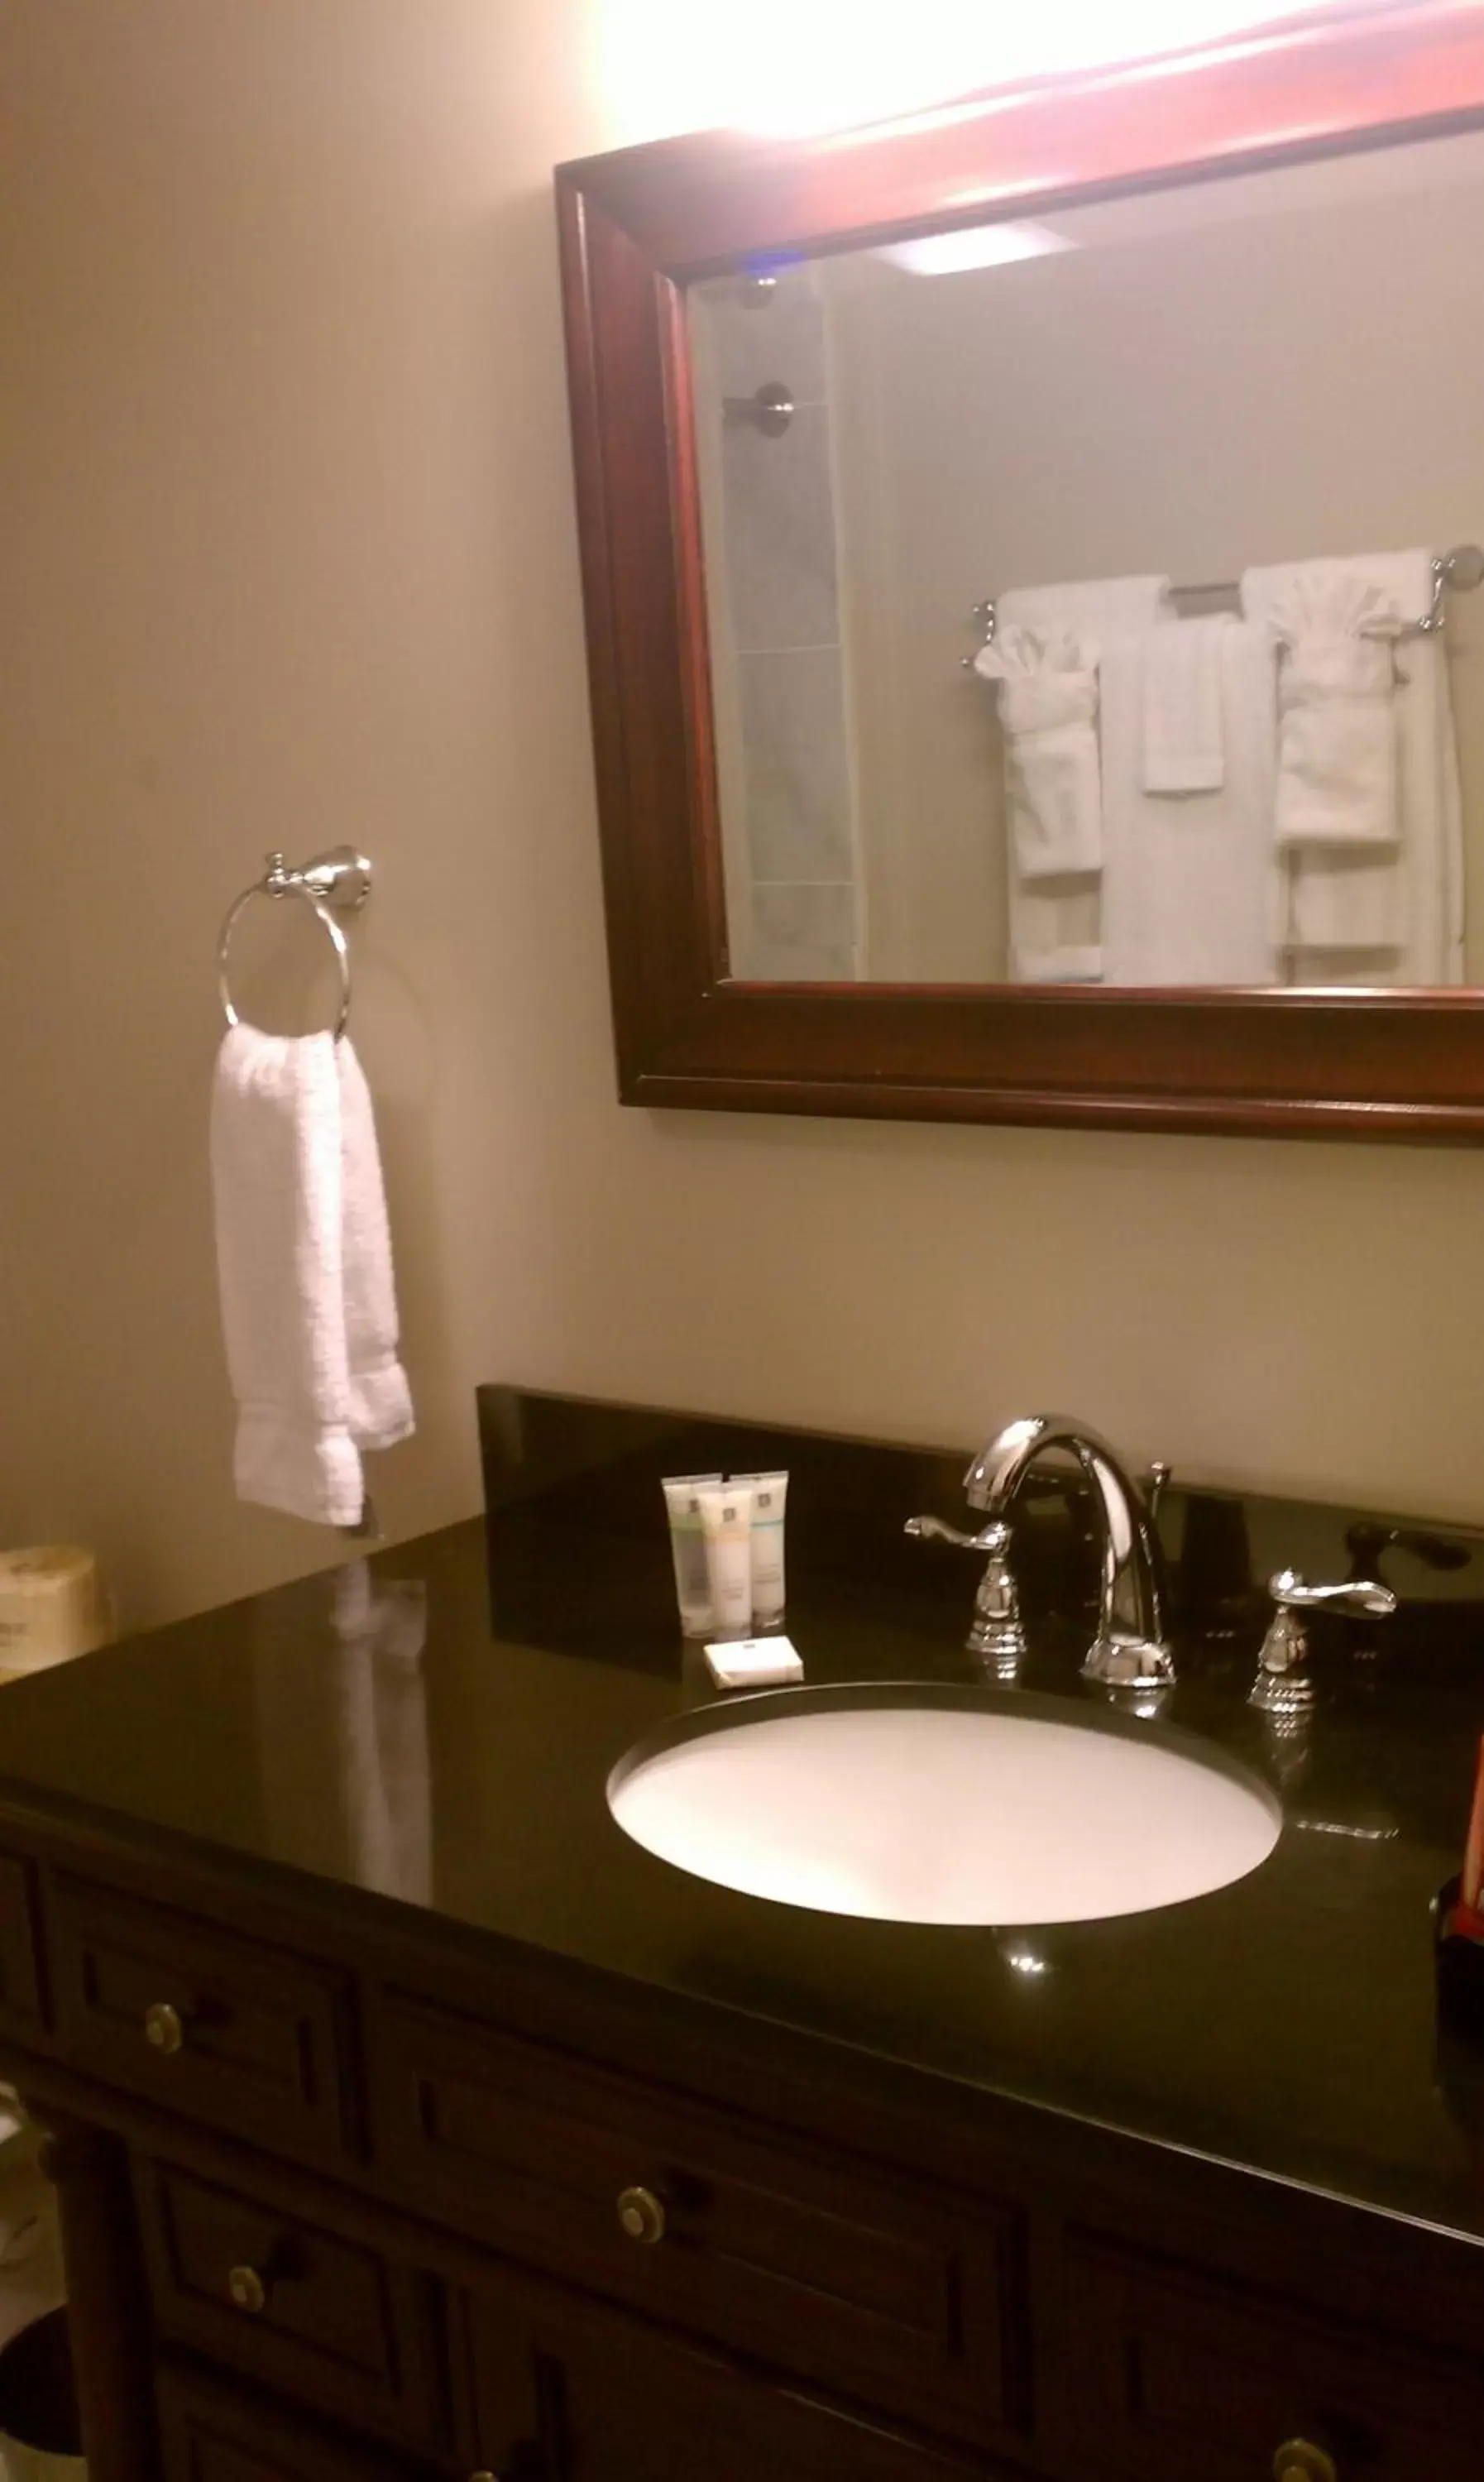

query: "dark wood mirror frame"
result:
(557, 2), (1484, 1143)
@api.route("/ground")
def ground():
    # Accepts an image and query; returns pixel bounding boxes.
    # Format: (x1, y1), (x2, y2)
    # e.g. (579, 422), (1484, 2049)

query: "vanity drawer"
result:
(457, 2254), (1028, 2482)
(376, 1995), (1026, 2455)
(158, 2362), (434, 2482)
(1066, 2235), (1484, 2480)
(0, 1850), (44, 2036)
(50, 1878), (358, 2159)
(136, 2156), (446, 2455)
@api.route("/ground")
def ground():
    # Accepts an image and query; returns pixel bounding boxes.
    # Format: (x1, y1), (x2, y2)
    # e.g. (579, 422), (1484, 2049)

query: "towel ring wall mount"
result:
(218, 846), (373, 1041)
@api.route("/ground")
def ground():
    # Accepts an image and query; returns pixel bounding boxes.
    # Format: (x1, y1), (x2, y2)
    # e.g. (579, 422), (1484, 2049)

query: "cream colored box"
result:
(0, 1548), (112, 1676)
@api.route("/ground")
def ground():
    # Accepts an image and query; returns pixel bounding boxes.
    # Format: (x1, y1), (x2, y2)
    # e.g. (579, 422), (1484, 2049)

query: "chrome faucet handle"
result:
(1249, 1568), (1396, 1713)
(906, 1515), (1002, 1551)
(905, 1516), (1027, 1674)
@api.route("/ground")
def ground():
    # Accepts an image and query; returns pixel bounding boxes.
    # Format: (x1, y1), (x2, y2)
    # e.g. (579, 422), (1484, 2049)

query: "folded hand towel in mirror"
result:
(1142, 614), (1233, 794)
(1264, 569), (1400, 849)
(975, 625), (1102, 879)
(1275, 639), (1398, 850)
(1243, 552), (1463, 983)
(990, 579), (1175, 982)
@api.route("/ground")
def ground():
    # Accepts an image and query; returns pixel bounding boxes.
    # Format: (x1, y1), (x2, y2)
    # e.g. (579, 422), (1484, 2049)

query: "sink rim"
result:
(606, 1678), (1284, 1856)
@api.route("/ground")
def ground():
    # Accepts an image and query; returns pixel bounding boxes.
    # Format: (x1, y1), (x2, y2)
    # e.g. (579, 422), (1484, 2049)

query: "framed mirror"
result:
(557, 2), (1484, 1140)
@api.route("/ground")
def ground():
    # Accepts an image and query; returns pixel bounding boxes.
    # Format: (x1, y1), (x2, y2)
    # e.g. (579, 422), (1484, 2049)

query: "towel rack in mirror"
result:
(963, 544), (1484, 663)
(218, 846), (373, 1041)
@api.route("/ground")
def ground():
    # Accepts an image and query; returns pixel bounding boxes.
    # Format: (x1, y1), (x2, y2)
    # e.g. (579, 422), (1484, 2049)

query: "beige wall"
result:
(4, 0), (1484, 1639)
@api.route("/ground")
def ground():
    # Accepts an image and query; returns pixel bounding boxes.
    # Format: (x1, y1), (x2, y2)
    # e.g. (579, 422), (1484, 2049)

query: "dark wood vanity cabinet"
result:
(156, 2364), (434, 2482)
(470, 2284), (1010, 2482)
(1065, 2237), (1484, 2482)
(371, 1991), (1019, 2451)
(8, 1842), (1484, 2482)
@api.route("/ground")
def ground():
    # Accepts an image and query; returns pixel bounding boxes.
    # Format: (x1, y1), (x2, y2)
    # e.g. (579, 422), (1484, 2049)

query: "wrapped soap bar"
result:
(703, 1634), (804, 1690)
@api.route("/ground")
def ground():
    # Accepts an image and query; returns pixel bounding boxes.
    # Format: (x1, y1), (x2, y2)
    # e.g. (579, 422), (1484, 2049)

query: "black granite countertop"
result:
(3, 1388), (1484, 2249)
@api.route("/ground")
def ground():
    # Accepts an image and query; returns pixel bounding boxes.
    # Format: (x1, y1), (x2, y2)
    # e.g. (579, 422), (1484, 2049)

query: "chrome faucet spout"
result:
(965, 1414), (1175, 1691)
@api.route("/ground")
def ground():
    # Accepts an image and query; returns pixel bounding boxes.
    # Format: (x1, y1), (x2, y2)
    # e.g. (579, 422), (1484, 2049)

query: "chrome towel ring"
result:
(218, 846), (372, 1040)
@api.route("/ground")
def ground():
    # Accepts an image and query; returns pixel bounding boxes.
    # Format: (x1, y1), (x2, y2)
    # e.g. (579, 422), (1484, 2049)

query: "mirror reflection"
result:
(689, 130), (1484, 989)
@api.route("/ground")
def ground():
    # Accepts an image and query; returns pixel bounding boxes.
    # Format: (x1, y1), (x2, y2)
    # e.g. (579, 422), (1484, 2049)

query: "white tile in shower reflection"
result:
(740, 649), (856, 881)
(722, 404), (840, 652)
(712, 262), (827, 405)
(750, 881), (858, 981)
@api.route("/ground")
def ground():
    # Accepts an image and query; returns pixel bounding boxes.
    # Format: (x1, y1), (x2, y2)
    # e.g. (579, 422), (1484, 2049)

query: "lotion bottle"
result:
(661, 1476), (721, 1639)
(735, 1472), (788, 1631)
(698, 1481), (754, 1640)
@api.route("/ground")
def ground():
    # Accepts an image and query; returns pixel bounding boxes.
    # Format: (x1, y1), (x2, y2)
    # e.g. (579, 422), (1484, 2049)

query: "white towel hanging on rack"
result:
(1242, 552), (1465, 983)
(210, 1028), (415, 1529)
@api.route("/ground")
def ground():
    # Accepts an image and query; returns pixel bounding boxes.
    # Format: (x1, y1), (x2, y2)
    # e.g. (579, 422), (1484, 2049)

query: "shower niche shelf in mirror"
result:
(557, 2), (1484, 1140)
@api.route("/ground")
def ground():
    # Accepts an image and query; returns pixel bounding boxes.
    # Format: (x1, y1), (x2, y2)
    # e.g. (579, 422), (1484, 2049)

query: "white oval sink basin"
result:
(608, 1687), (1281, 1927)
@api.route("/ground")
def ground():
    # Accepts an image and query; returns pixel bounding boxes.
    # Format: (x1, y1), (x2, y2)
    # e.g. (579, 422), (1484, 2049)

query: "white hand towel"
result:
(974, 625), (1102, 879)
(210, 1027), (414, 1527)
(1142, 615), (1232, 794)
(1242, 552), (1463, 983)
(992, 577), (1173, 984)
(1281, 846), (1410, 963)
(1099, 621), (1282, 986)
(1008, 941), (1104, 985)
(1266, 569), (1400, 848)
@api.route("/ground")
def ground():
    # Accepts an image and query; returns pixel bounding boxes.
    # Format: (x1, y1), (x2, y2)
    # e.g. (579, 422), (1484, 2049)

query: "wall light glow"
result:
(595, 1), (1344, 148)
(877, 221), (1074, 276)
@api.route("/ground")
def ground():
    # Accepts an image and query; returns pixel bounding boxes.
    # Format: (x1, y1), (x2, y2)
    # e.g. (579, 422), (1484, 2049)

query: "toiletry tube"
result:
(698, 1482), (754, 1641)
(736, 1472), (789, 1631)
(662, 1477), (722, 1641)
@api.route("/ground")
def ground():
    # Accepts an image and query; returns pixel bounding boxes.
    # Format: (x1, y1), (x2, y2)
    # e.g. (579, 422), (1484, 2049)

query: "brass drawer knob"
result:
(1276, 2444), (1337, 2482)
(227, 2264), (268, 2316)
(616, 2184), (666, 2245)
(143, 2002), (185, 2056)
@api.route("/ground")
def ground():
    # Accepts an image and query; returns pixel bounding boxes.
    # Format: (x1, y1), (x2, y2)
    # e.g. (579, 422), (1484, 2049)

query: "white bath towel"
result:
(974, 625), (1102, 878)
(1142, 615), (1232, 794)
(993, 575), (1174, 984)
(1242, 552), (1464, 984)
(1099, 621), (1281, 986)
(210, 1027), (414, 1527)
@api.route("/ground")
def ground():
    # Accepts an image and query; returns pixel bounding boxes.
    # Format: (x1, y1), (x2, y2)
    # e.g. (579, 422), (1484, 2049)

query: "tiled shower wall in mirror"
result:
(691, 265), (865, 980)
